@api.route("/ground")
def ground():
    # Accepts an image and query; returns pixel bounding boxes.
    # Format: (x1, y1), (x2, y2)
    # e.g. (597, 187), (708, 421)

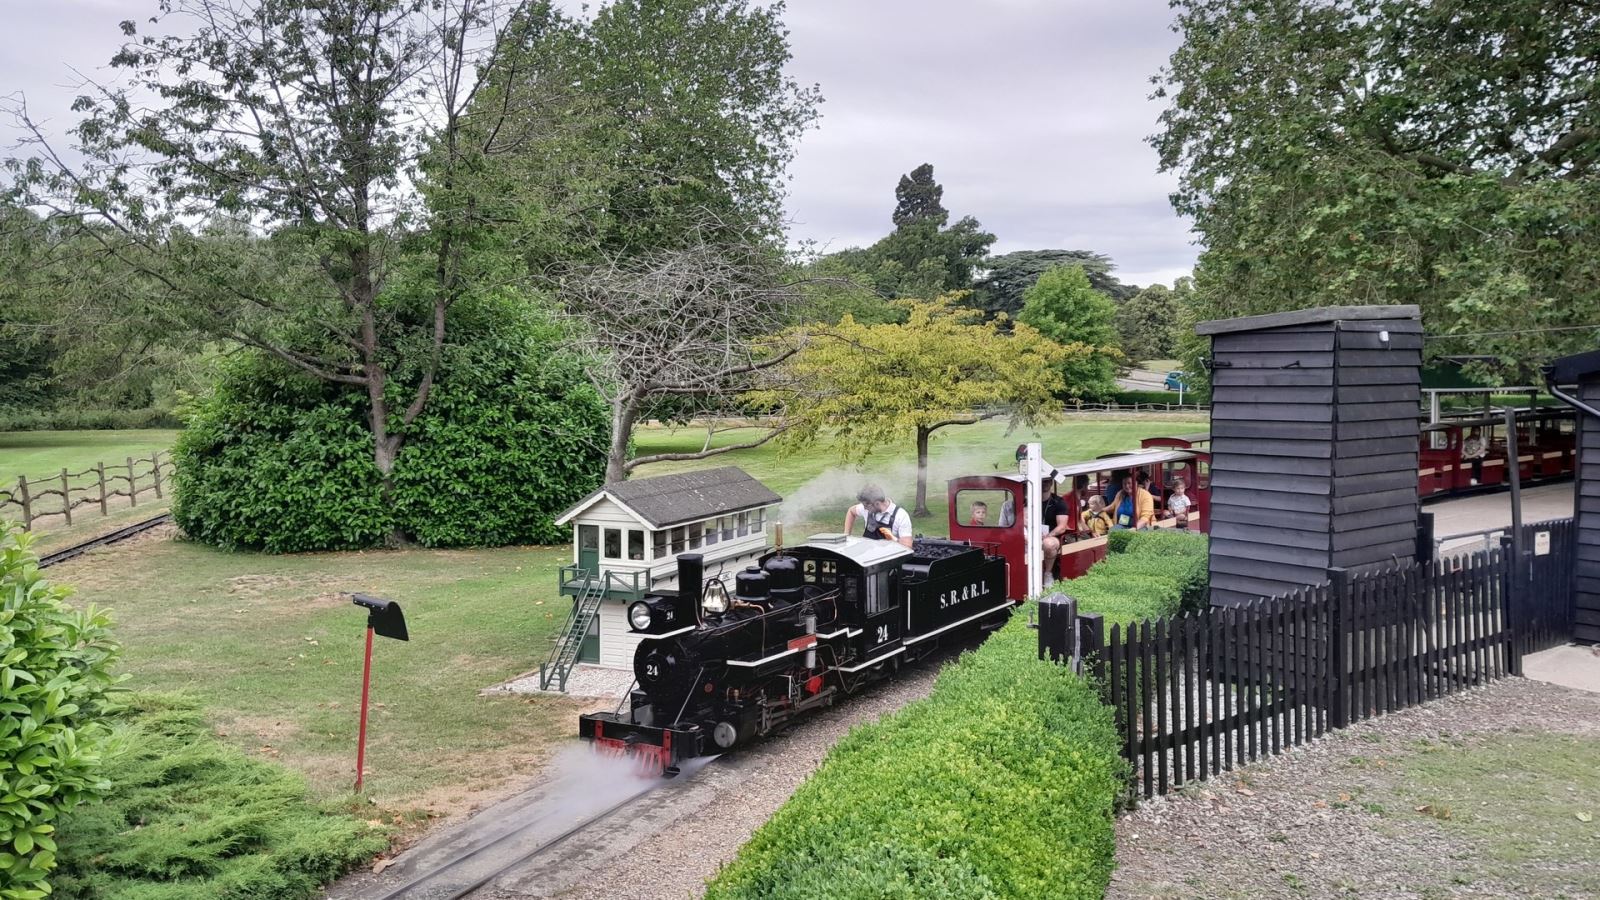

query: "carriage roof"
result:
(951, 448), (1204, 485)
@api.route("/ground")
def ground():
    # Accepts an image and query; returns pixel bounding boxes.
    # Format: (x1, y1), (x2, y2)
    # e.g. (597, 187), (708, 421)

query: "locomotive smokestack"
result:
(677, 553), (704, 614)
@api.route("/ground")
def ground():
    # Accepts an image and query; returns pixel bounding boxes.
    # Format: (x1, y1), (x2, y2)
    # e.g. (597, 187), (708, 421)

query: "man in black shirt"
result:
(1040, 477), (1071, 586)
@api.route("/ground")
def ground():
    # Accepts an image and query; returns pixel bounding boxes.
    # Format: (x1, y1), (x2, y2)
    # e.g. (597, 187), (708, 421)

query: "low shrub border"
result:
(705, 608), (1125, 900)
(53, 694), (388, 899)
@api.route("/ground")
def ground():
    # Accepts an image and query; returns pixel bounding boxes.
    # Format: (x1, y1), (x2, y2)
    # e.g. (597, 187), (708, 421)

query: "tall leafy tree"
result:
(1017, 266), (1122, 398)
(1154, 0), (1600, 378)
(1114, 279), (1192, 363)
(485, 0), (821, 262)
(892, 163), (948, 228)
(970, 249), (1137, 321)
(754, 296), (1072, 515)
(4, 0), (557, 507)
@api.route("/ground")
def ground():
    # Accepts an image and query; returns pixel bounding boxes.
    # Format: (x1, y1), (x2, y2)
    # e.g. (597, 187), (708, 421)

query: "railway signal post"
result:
(349, 594), (409, 793)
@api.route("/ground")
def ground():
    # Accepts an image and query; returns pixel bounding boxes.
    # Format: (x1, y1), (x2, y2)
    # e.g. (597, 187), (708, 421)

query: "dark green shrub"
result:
(52, 694), (388, 899)
(0, 523), (124, 899)
(706, 608), (1125, 900)
(172, 312), (608, 552)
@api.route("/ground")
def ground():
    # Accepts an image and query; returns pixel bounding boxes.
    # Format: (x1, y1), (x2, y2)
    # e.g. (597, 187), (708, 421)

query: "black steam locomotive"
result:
(578, 534), (1013, 774)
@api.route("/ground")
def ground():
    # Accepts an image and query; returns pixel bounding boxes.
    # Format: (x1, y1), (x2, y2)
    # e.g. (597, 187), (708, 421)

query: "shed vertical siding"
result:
(1203, 308), (1421, 607)
(1575, 378), (1600, 643)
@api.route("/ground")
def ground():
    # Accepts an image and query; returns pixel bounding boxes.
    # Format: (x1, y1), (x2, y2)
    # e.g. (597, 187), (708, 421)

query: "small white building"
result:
(552, 467), (783, 669)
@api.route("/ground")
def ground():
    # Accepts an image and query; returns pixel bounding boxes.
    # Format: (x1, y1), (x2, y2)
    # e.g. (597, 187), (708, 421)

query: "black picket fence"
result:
(1095, 517), (1575, 797)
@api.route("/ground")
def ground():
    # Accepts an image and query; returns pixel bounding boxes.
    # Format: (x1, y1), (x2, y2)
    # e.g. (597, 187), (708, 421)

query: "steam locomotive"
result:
(577, 533), (1013, 774)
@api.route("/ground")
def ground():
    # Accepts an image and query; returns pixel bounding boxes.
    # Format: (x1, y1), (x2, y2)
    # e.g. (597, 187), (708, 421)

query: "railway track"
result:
(37, 513), (173, 569)
(362, 774), (666, 900)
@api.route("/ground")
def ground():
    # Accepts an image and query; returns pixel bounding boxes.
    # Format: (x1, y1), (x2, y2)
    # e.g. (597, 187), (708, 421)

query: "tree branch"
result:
(624, 422), (793, 473)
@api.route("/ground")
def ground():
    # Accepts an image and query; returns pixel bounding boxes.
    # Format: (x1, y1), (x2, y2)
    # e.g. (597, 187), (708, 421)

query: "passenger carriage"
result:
(1417, 408), (1576, 498)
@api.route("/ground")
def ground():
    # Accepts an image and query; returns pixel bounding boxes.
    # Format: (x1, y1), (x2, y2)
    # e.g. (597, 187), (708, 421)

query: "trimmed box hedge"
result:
(705, 608), (1125, 900)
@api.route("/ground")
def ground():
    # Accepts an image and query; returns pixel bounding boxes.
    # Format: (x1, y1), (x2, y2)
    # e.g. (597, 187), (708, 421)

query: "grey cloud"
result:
(2, 0), (1199, 286)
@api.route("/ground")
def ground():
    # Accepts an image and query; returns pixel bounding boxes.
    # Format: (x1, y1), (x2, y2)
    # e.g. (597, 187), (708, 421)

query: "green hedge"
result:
(53, 694), (387, 899)
(705, 608), (1125, 900)
(171, 310), (608, 552)
(1073, 529), (1209, 621)
(0, 408), (182, 432)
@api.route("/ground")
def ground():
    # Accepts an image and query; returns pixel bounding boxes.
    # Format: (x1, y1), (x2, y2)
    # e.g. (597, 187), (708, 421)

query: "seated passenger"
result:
(1167, 478), (1192, 529)
(1040, 477), (1070, 586)
(1080, 495), (1113, 537)
(997, 496), (1016, 527)
(1072, 473), (1092, 510)
(1102, 468), (1129, 505)
(1109, 474), (1156, 530)
(968, 500), (989, 526)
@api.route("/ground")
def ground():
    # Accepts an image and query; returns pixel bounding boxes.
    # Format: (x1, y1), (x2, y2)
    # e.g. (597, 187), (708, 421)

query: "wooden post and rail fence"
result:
(0, 451), (175, 530)
(1040, 517), (1577, 798)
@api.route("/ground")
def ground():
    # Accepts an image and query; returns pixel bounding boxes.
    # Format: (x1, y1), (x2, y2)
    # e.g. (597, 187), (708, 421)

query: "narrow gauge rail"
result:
(367, 784), (660, 900)
(36, 513), (173, 569)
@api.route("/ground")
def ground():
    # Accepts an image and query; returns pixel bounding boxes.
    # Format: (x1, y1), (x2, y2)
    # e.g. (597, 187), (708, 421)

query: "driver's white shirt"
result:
(851, 502), (913, 540)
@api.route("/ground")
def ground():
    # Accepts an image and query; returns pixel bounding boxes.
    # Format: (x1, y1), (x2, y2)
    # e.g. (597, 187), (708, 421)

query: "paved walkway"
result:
(1523, 643), (1600, 694)
(1426, 482), (1573, 554)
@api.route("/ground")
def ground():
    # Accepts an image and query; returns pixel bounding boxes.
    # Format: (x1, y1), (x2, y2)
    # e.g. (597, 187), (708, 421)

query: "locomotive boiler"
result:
(577, 533), (1013, 774)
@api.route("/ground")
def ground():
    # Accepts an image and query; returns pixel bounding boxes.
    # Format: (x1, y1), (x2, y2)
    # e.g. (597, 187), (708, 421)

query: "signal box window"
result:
(628, 530), (645, 561)
(956, 489), (1013, 528)
(652, 530), (667, 559)
(604, 528), (622, 559)
(671, 526), (687, 554)
(689, 523), (703, 550)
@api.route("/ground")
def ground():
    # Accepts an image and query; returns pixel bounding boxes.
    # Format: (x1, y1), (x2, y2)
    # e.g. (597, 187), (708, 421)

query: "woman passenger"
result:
(1109, 474), (1156, 530)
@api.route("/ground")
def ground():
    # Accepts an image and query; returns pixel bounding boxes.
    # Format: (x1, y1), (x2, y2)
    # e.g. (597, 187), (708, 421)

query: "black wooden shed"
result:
(1197, 305), (1423, 607)
(1543, 349), (1600, 644)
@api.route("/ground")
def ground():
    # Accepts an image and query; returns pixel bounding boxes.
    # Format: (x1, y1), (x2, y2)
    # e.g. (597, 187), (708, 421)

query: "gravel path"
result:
(1111, 677), (1600, 900)
(471, 645), (965, 900)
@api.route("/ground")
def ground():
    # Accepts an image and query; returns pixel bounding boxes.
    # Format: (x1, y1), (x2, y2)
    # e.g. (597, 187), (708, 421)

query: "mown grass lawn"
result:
(46, 415), (1204, 816)
(52, 534), (579, 813)
(0, 429), (179, 483)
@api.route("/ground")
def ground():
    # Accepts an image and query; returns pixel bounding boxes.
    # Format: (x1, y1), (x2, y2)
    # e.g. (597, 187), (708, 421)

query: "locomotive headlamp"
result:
(628, 601), (653, 631)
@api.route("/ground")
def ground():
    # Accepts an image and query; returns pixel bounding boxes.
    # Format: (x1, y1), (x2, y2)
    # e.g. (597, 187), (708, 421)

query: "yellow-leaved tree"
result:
(752, 294), (1091, 515)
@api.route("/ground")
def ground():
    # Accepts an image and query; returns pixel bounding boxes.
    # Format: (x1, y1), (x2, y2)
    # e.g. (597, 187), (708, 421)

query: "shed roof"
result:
(1547, 349), (1600, 384)
(1196, 304), (1421, 336)
(555, 466), (782, 529)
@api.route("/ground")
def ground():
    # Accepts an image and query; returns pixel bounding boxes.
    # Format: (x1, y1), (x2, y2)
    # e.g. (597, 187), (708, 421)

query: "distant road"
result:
(1118, 368), (1171, 391)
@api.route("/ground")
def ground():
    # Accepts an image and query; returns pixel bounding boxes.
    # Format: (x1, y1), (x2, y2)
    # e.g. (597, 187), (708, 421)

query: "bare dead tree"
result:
(558, 231), (807, 482)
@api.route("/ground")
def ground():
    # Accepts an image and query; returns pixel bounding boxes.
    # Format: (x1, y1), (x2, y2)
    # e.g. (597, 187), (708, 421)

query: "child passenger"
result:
(1081, 495), (1113, 537)
(969, 500), (989, 526)
(1168, 478), (1192, 528)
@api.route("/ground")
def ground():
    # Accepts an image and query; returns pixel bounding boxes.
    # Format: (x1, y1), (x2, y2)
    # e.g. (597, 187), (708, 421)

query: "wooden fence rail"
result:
(1098, 517), (1575, 797)
(0, 451), (174, 530)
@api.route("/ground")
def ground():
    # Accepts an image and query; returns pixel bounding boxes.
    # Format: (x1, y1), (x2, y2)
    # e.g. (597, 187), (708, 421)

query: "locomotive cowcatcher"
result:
(578, 533), (1013, 774)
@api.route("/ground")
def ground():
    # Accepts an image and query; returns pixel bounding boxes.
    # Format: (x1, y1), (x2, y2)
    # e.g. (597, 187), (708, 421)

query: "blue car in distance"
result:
(1163, 371), (1189, 391)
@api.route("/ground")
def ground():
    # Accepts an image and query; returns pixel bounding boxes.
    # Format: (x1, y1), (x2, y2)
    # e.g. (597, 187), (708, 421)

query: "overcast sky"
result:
(1, 0), (1198, 287)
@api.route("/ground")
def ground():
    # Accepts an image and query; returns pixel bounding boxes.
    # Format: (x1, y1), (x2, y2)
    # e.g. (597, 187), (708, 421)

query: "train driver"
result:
(844, 484), (914, 548)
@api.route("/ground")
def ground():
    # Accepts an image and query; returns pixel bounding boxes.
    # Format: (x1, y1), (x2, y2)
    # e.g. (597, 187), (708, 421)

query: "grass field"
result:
(0, 428), (179, 483)
(41, 415), (1204, 817)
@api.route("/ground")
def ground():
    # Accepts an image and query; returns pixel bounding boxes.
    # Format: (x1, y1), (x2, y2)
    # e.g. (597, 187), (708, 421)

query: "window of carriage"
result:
(670, 526), (687, 554)
(652, 530), (667, 558)
(688, 522), (703, 550)
(628, 529), (645, 561)
(737, 511), (750, 537)
(604, 527), (622, 559)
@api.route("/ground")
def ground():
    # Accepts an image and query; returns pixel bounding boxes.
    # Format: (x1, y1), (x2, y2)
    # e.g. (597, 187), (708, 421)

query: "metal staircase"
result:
(539, 571), (607, 692)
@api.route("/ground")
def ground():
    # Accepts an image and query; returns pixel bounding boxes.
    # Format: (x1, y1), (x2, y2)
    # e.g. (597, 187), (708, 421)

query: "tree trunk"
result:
(914, 424), (931, 517)
(607, 399), (638, 484)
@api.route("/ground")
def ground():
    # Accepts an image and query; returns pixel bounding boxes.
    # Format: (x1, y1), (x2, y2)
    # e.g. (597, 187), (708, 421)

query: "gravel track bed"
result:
(476, 645), (964, 900)
(1110, 677), (1600, 900)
